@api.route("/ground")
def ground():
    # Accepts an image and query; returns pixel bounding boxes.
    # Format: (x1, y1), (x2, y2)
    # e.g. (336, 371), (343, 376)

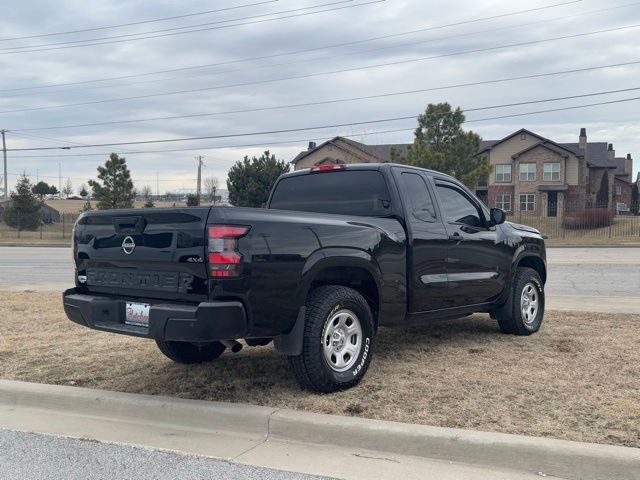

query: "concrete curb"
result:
(1, 380), (639, 480)
(0, 243), (70, 248)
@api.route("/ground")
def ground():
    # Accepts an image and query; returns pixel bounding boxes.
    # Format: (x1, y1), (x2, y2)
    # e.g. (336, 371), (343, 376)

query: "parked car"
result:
(63, 163), (546, 392)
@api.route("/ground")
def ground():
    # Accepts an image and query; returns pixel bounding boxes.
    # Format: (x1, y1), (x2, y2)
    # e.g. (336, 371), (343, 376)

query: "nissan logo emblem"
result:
(122, 236), (136, 255)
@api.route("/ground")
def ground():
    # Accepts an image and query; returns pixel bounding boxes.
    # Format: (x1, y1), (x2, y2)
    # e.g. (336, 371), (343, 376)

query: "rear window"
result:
(269, 170), (391, 217)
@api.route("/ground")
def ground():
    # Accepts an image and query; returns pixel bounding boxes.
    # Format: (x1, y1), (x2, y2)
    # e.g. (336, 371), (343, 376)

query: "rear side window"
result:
(400, 172), (436, 222)
(269, 170), (391, 217)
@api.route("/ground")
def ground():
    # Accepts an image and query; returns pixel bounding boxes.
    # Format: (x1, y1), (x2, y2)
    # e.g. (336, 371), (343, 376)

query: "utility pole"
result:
(156, 171), (159, 197)
(1, 129), (7, 200)
(58, 162), (62, 197)
(196, 155), (204, 197)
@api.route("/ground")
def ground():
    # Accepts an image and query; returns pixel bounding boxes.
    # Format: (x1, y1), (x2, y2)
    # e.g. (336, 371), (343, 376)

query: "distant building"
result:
(291, 128), (635, 217)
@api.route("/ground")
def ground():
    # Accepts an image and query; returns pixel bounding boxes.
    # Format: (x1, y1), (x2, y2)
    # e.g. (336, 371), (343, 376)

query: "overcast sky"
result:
(1, 0), (639, 195)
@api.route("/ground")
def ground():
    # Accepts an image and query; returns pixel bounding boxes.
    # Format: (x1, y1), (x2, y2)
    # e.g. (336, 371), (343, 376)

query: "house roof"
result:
(292, 136), (410, 164)
(511, 140), (574, 159)
(477, 128), (547, 154)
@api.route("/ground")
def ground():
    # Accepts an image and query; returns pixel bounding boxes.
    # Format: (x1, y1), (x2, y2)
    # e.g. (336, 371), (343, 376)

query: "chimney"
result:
(308, 141), (317, 151)
(608, 143), (615, 160)
(579, 128), (587, 151)
(626, 154), (633, 182)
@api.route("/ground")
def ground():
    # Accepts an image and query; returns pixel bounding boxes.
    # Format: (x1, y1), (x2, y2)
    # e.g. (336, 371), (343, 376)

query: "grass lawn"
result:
(1, 292), (639, 448)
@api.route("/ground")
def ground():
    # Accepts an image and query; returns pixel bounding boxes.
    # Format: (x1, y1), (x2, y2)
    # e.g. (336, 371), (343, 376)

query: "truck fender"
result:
(298, 247), (383, 305)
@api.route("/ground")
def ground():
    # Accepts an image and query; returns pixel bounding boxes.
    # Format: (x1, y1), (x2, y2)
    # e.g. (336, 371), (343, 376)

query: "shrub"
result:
(563, 208), (613, 229)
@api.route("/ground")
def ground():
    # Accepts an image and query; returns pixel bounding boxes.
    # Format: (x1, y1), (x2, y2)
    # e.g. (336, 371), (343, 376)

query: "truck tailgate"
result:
(73, 208), (211, 301)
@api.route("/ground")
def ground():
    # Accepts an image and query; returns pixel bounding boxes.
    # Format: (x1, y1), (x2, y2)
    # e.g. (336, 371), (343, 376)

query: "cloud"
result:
(1, 0), (639, 193)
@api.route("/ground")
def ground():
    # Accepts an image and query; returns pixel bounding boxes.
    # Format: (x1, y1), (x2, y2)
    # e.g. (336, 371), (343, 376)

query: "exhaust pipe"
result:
(221, 340), (243, 353)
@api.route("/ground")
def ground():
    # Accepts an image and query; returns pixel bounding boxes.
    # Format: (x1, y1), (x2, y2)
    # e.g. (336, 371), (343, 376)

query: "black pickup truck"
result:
(64, 163), (546, 392)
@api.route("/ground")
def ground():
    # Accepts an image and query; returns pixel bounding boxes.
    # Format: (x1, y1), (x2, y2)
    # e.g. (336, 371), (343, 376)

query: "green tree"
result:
(393, 103), (491, 189)
(186, 194), (200, 206)
(227, 151), (290, 207)
(79, 184), (88, 198)
(3, 175), (43, 231)
(88, 153), (136, 210)
(143, 198), (155, 208)
(631, 182), (639, 215)
(32, 181), (54, 198)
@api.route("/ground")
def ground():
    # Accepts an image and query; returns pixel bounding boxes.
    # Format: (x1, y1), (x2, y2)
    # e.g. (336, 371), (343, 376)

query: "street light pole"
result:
(1, 129), (7, 200)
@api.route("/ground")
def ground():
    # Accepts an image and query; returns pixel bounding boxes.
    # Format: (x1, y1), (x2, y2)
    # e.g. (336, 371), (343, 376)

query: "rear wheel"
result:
(496, 267), (545, 335)
(155, 340), (226, 364)
(288, 285), (375, 393)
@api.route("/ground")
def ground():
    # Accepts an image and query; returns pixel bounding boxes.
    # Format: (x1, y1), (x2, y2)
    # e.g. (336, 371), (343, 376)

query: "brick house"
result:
(479, 128), (635, 218)
(291, 129), (635, 217)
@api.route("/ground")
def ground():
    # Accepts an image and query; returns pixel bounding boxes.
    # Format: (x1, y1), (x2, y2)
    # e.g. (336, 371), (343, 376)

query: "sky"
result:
(1, 0), (640, 196)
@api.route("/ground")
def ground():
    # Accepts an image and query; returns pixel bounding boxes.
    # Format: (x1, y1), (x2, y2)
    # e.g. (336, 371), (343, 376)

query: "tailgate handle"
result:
(112, 216), (146, 234)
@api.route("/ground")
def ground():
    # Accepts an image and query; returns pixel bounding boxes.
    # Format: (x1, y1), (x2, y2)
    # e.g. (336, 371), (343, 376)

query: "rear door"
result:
(432, 179), (510, 306)
(392, 168), (450, 313)
(74, 208), (211, 301)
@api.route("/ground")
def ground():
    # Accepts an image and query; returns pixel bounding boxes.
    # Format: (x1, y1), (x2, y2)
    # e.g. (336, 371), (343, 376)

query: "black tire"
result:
(155, 340), (226, 364)
(288, 286), (375, 393)
(497, 267), (545, 336)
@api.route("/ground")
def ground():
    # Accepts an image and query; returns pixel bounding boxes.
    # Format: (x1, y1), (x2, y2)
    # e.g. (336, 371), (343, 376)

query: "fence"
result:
(507, 201), (640, 242)
(0, 213), (79, 242)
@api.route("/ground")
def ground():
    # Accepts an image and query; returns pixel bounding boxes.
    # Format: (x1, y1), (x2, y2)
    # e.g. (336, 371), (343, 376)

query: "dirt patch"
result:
(1, 292), (639, 448)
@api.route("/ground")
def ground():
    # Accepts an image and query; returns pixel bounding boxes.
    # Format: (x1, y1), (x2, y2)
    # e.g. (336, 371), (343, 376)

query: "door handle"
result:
(448, 232), (462, 242)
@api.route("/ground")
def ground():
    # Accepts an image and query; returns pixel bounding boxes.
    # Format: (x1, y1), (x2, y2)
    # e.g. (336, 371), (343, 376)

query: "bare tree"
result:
(204, 176), (219, 203)
(141, 185), (153, 200)
(62, 178), (73, 198)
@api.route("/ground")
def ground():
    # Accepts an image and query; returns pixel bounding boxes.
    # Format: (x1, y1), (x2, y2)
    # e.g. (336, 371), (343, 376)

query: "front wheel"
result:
(155, 340), (226, 364)
(288, 286), (375, 393)
(497, 267), (545, 335)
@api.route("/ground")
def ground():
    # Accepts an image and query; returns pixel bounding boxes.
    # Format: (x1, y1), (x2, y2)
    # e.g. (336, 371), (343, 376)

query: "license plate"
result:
(125, 302), (150, 327)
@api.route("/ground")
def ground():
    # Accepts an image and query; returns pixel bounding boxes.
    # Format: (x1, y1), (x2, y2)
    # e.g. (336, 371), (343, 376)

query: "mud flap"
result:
(273, 306), (306, 356)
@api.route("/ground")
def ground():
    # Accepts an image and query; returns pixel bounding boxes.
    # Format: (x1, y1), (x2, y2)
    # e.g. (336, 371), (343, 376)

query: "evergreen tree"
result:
(4, 175), (43, 231)
(596, 171), (609, 208)
(227, 151), (289, 207)
(88, 153), (135, 210)
(631, 182), (639, 215)
(393, 103), (491, 189)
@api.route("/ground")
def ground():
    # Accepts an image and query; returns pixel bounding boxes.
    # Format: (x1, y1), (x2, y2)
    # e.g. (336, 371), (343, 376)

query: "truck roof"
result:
(281, 162), (457, 182)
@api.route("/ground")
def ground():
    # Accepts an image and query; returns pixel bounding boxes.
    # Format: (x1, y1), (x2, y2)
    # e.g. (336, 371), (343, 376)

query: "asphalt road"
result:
(0, 246), (638, 312)
(0, 429), (332, 480)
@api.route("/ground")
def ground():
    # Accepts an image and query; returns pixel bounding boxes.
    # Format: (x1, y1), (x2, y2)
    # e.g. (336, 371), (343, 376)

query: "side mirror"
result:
(489, 208), (506, 226)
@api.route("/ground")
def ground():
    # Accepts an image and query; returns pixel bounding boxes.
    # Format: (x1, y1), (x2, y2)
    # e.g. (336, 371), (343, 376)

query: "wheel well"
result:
(308, 266), (380, 325)
(517, 256), (546, 284)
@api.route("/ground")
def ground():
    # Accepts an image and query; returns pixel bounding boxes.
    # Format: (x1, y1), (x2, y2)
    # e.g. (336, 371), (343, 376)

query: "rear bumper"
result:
(63, 288), (248, 342)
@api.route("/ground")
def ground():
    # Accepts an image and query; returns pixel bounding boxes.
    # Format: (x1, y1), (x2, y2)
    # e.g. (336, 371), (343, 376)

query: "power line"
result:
(8, 93), (640, 152)
(6, 1), (626, 100)
(0, 0), (584, 92)
(0, 1), (381, 55)
(11, 71), (640, 132)
(0, 24), (640, 114)
(0, 1), (279, 42)
(3, 22), (638, 115)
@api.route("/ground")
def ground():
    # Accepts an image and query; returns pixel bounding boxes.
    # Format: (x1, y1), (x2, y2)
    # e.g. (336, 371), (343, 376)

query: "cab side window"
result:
(435, 184), (483, 228)
(400, 172), (436, 222)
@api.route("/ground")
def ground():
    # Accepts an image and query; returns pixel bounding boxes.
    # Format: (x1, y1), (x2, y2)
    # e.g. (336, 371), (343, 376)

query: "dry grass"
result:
(1, 292), (639, 448)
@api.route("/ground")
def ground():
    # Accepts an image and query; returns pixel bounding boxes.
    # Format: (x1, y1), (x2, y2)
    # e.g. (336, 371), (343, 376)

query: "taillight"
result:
(310, 164), (346, 173)
(207, 225), (249, 278)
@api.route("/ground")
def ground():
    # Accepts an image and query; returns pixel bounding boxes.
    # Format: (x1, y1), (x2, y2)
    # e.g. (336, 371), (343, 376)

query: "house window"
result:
(543, 163), (561, 181)
(519, 194), (536, 212)
(495, 164), (512, 183)
(615, 185), (622, 196)
(519, 163), (536, 181)
(495, 194), (511, 212)
(520, 132), (527, 140)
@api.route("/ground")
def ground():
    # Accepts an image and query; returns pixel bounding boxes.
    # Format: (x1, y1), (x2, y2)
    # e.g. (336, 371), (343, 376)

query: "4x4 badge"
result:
(122, 236), (136, 255)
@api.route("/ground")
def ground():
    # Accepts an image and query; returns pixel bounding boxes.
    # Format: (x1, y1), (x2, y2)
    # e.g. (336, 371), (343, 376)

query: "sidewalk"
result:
(1, 380), (638, 480)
